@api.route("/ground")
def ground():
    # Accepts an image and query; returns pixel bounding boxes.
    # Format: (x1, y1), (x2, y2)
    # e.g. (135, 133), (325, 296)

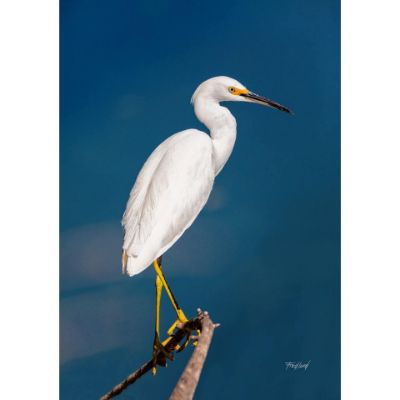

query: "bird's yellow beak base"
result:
(228, 86), (249, 96)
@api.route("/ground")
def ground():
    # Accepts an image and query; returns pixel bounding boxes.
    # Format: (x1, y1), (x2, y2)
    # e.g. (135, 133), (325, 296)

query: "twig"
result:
(99, 310), (216, 400)
(169, 310), (216, 400)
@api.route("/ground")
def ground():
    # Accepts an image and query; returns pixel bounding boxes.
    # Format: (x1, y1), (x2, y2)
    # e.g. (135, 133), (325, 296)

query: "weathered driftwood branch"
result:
(169, 310), (217, 400)
(99, 310), (217, 400)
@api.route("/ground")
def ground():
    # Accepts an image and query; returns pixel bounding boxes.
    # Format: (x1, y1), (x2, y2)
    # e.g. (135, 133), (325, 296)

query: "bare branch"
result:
(169, 311), (216, 400)
(99, 310), (216, 400)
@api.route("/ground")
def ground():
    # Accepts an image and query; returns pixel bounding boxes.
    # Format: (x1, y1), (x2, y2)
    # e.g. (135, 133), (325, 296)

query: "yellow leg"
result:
(155, 276), (162, 336)
(151, 275), (175, 374)
(152, 275), (163, 375)
(152, 261), (188, 375)
(153, 260), (188, 331)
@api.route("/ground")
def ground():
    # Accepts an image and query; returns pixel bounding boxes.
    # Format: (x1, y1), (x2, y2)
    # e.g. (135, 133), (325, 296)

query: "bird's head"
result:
(191, 76), (292, 114)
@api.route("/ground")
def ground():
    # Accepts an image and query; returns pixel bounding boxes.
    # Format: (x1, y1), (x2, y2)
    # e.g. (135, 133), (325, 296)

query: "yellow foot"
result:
(167, 308), (188, 336)
(192, 329), (201, 346)
(151, 334), (174, 376)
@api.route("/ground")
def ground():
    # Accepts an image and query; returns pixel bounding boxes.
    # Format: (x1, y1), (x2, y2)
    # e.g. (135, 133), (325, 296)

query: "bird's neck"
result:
(194, 98), (237, 175)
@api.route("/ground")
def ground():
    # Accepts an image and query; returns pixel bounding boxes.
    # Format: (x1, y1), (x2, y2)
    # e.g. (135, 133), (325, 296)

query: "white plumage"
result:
(122, 76), (291, 276)
(122, 130), (214, 276)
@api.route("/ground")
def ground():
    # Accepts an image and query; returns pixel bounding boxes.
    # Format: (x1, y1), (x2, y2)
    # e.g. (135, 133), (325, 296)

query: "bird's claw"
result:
(152, 310), (200, 375)
(177, 327), (201, 352)
(176, 331), (192, 353)
(151, 335), (174, 375)
(167, 308), (189, 336)
(192, 329), (201, 347)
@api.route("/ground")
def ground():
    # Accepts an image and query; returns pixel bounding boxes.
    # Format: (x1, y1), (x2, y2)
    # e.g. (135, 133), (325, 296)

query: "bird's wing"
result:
(122, 139), (167, 257)
(122, 130), (214, 274)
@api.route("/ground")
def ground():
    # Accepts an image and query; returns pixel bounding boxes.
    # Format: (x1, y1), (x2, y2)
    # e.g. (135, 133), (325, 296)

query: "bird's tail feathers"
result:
(122, 250), (150, 277)
(122, 249), (128, 274)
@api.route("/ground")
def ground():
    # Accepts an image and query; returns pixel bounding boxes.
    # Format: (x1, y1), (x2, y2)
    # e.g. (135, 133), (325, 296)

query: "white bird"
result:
(121, 76), (291, 372)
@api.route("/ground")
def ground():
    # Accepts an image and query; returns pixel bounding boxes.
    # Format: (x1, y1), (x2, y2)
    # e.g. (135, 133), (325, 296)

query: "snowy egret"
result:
(121, 76), (292, 372)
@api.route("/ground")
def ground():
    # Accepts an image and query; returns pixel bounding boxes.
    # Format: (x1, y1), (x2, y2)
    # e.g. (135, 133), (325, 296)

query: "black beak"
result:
(240, 91), (293, 114)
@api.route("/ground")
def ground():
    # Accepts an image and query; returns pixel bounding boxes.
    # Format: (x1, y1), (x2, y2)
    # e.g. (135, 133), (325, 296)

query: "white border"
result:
(1, 0), (400, 398)
(0, 1), (59, 398)
(342, 0), (400, 398)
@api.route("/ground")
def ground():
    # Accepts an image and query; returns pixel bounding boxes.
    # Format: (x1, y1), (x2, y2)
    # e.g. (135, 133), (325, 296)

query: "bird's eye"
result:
(229, 87), (235, 93)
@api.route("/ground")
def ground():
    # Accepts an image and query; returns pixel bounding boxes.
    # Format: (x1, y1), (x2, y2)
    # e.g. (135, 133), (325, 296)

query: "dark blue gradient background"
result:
(60, 1), (340, 398)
